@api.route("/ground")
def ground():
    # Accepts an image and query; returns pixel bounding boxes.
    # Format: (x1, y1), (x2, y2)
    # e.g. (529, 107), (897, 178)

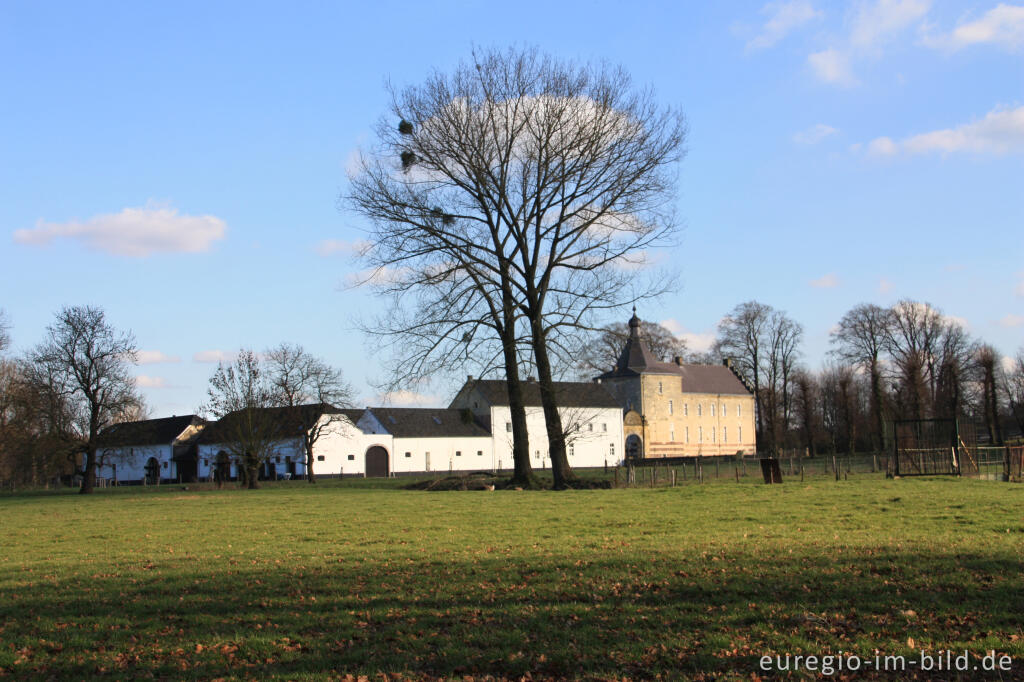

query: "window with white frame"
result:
(685, 426), (689, 443)
(506, 422), (512, 432)
(722, 427), (727, 443)
(658, 381), (663, 394)
(670, 425), (675, 441)
(739, 426), (743, 442)
(711, 403), (715, 417)
(698, 426), (703, 443)
(602, 423), (607, 432)
(568, 444), (574, 457)
(738, 404), (742, 418)
(697, 403), (702, 416)
(684, 403), (688, 416)
(609, 443), (615, 457)
(711, 427), (716, 442)
(669, 400), (674, 415)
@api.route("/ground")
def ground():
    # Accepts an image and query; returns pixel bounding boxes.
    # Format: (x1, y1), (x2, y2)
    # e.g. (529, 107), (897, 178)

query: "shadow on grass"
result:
(1, 546), (1021, 679)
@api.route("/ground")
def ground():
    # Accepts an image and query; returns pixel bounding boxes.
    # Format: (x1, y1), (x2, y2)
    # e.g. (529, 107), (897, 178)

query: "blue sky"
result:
(2, 1), (1021, 416)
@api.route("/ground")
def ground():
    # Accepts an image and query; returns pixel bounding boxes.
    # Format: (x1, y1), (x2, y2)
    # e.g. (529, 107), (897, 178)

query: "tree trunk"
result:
(79, 448), (96, 494)
(499, 308), (538, 489)
(870, 362), (886, 452)
(246, 463), (259, 489)
(305, 437), (316, 484)
(530, 318), (575, 489)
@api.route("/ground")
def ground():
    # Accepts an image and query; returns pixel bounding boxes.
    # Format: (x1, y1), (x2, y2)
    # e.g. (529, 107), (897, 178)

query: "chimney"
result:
(673, 356), (684, 366)
(467, 374), (473, 382)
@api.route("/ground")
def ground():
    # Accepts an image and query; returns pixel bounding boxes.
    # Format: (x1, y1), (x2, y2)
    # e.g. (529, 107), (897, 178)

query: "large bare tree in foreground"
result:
(30, 306), (142, 494)
(349, 47), (685, 488)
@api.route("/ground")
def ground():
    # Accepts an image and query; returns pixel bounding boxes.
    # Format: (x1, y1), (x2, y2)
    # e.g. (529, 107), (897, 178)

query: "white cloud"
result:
(660, 318), (717, 354)
(1002, 355), (1018, 373)
(807, 0), (931, 86)
(137, 350), (181, 365)
(808, 48), (858, 86)
(867, 136), (898, 156)
(316, 238), (372, 257)
(810, 273), (840, 288)
(945, 314), (970, 330)
(193, 350), (238, 364)
(343, 265), (413, 288)
(878, 277), (894, 293)
(135, 375), (169, 388)
(13, 202), (226, 257)
(793, 123), (838, 144)
(865, 105), (1024, 157)
(373, 389), (441, 407)
(850, 0), (932, 51)
(923, 4), (1024, 52)
(748, 0), (822, 49)
(999, 313), (1024, 327)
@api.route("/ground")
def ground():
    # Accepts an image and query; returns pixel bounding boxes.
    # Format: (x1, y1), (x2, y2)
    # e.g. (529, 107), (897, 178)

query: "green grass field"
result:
(1, 472), (1022, 680)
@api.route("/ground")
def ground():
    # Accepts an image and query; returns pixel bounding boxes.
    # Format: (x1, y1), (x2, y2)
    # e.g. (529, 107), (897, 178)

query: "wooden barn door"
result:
(365, 446), (389, 478)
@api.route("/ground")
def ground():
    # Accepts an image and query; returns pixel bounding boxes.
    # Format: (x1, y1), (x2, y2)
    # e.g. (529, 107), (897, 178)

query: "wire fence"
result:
(615, 446), (1024, 488)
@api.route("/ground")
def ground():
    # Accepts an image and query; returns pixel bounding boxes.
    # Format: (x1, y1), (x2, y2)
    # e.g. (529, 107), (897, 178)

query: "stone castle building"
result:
(595, 311), (757, 458)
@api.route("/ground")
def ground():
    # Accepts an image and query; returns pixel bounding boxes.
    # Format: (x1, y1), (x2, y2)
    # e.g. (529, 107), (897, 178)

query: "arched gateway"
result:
(365, 446), (389, 478)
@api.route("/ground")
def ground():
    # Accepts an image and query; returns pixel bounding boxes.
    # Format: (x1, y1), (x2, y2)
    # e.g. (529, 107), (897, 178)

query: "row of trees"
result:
(203, 346), (353, 488)
(582, 299), (1022, 456)
(0, 306), (352, 492)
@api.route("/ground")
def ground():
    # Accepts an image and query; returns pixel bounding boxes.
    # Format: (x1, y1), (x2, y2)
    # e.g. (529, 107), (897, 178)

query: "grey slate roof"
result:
(97, 415), (204, 448)
(678, 365), (752, 396)
(368, 408), (491, 438)
(198, 403), (347, 444)
(594, 311), (752, 395)
(460, 379), (621, 409)
(596, 310), (686, 379)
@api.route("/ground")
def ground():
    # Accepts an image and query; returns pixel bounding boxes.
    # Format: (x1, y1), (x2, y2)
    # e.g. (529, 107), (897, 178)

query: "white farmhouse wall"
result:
(489, 405), (624, 470)
(96, 444), (174, 482)
(389, 436), (493, 474)
(197, 414), (385, 479)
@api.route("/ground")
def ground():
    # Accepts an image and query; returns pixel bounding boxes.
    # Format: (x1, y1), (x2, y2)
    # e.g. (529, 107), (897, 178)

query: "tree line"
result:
(582, 300), (1023, 456)
(0, 306), (352, 492)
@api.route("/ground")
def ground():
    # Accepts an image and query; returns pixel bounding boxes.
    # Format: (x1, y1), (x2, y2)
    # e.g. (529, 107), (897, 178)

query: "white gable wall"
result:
(358, 411), (491, 474)
(489, 404), (624, 470)
(96, 444), (174, 482)
(196, 413), (386, 479)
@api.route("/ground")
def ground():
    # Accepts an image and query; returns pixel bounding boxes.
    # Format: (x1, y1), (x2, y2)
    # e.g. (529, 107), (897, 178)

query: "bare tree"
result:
(762, 310), (803, 454)
(578, 320), (687, 376)
(0, 309), (10, 354)
(1001, 347), (1024, 433)
(202, 349), (280, 489)
(790, 368), (820, 456)
(820, 363), (861, 455)
(976, 345), (1004, 444)
(716, 301), (773, 449)
(831, 303), (891, 451)
(349, 47), (685, 489)
(264, 343), (355, 483)
(29, 306), (142, 493)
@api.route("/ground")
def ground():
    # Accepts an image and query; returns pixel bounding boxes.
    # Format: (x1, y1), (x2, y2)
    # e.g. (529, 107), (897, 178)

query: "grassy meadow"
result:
(1, 471), (1022, 680)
